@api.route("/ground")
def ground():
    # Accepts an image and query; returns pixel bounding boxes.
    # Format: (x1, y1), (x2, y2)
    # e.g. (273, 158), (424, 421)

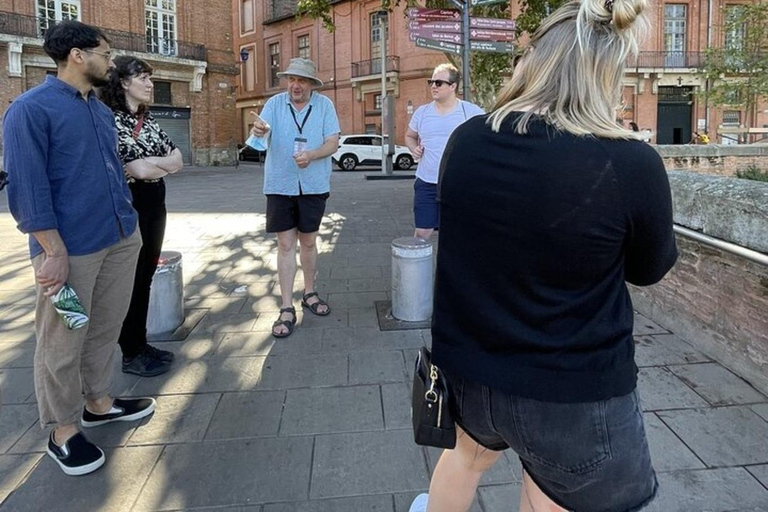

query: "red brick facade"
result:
(234, 0), (767, 147)
(0, 0), (238, 165)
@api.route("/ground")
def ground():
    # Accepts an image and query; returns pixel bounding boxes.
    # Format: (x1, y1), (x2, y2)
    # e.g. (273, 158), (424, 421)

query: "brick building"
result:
(0, 0), (239, 166)
(234, 0), (766, 147)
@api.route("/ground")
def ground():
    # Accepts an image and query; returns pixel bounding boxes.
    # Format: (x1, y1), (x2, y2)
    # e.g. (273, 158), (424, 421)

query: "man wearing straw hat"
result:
(249, 58), (340, 338)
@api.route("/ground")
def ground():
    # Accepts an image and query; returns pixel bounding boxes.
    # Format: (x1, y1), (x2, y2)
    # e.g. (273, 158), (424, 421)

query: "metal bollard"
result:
(391, 237), (434, 322)
(146, 251), (184, 336)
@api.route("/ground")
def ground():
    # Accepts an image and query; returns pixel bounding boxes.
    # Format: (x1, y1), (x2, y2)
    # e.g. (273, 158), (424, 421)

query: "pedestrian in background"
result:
(248, 58), (340, 338)
(409, 0), (677, 509)
(3, 21), (156, 476)
(100, 56), (183, 377)
(404, 63), (483, 240)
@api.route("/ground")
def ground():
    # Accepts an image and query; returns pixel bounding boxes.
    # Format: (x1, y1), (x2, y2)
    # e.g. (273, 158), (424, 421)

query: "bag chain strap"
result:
(425, 364), (439, 403)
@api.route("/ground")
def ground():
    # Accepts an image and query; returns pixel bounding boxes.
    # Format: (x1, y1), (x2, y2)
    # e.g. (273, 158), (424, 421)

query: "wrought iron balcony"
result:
(628, 51), (703, 69)
(351, 56), (400, 79)
(0, 11), (206, 61)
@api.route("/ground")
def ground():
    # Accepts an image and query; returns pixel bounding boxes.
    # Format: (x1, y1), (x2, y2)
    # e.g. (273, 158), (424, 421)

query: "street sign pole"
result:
(379, 11), (393, 176)
(462, 1), (471, 101)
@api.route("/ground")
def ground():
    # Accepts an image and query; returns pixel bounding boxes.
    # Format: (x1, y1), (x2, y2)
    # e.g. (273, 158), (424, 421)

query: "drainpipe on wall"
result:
(704, 0), (713, 132)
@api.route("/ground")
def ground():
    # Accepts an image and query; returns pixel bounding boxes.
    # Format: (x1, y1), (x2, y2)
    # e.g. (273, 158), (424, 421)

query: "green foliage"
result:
(697, 2), (768, 127)
(735, 165), (768, 182)
(515, 0), (568, 36)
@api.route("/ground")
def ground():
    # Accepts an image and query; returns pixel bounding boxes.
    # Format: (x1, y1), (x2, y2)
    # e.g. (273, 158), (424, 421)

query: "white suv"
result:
(332, 134), (414, 171)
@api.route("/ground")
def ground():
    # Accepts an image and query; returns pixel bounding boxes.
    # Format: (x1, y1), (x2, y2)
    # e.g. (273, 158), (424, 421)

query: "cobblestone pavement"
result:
(1, 164), (767, 511)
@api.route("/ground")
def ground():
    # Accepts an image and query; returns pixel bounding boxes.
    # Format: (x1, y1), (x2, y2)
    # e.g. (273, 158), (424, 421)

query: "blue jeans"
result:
(447, 372), (658, 511)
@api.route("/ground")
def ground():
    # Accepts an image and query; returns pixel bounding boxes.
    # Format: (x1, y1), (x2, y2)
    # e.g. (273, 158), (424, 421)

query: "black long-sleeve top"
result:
(432, 113), (678, 403)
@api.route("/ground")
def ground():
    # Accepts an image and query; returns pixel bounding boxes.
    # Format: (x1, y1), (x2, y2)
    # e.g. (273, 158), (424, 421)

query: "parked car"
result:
(332, 134), (414, 171)
(237, 144), (266, 162)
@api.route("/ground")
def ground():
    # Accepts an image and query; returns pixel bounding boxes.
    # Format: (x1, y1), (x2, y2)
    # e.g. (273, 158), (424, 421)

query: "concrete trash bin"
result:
(147, 251), (184, 336)
(391, 237), (434, 322)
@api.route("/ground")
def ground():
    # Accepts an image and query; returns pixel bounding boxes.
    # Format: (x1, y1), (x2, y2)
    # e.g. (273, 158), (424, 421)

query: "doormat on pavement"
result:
(375, 300), (431, 331)
(147, 308), (207, 342)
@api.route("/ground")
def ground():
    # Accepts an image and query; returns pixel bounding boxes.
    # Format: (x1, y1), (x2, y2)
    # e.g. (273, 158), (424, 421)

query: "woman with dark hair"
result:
(101, 55), (183, 377)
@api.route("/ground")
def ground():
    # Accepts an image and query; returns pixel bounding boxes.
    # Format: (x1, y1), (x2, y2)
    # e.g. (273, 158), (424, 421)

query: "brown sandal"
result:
(272, 307), (296, 338)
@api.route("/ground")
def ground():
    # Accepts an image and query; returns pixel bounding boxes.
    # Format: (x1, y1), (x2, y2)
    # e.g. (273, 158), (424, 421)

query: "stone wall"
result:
(630, 171), (768, 394)
(655, 145), (768, 176)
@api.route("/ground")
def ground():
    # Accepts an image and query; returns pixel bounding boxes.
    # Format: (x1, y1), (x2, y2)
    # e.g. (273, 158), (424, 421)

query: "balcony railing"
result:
(0, 11), (206, 61)
(628, 51), (703, 69)
(351, 56), (400, 79)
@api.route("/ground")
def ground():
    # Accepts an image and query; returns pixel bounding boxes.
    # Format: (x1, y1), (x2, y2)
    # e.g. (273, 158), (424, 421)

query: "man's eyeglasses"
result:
(83, 49), (113, 60)
(427, 79), (453, 88)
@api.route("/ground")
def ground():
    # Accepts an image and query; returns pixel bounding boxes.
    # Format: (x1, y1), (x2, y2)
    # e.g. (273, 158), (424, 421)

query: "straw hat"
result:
(276, 58), (323, 87)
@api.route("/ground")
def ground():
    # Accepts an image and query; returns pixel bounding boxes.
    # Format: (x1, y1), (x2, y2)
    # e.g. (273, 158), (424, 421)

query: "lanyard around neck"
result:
(289, 104), (312, 135)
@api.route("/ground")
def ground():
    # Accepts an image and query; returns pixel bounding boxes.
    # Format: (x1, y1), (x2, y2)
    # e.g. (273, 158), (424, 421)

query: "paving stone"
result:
(264, 495), (394, 511)
(633, 336), (687, 367)
(151, 336), (222, 360)
(327, 291), (388, 309)
(133, 438), (313, 510)
(128, 393), (220, 445)
(746, 464), (768, 488)
(280, 385), (383, 436)
(349, 351), (407, 385)
(652, 333), (711, 364)
(477, 483), (523, 512)
(752, 403), (768, 422)
(191, 313), (258, 334)
(205, 390), (285, 440)
(215, 331), (278, 357)
(381, 382), (412, 430)
(296, 309), (348, 330)
(258, 353), (348, 390)
(330, 266), (384, 279)
(0, 342), (34, 368)
(0, 453), (42, 505)
(311, 430), (430, 498)
(321, 327), (425, 352)
(633, 314), (669, 336)
(668, 363), (767, 406)
(0, 403), (38, 453)
(347, 278), (390, 292)
(0, 368), (35, 404)
(637, 367), (709, 411)
(2, 446), (162, 512)
(393, 491), (482, 512)
(643, 413), (705, 472)
(348, 307), (380, 327)
(184, 296), (248, 315)
(658, 407), (768, 466)
(132, 357), (267, 395)
(644, 468), (768, 512)
(10, 419), (139, 454)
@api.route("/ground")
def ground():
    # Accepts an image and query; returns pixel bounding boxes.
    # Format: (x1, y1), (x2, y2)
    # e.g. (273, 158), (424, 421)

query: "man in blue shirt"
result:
(3, 21), (156, 476)
(249, 58), (340, 338)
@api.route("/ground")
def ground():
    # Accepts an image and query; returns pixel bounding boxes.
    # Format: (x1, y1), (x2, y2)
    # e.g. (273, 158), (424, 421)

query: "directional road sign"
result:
(410, 30), (463, 44)
(408, 20), (463, 33)
(470, 28), (515, 42)
(470, 40), (515, 53)
(470, 0), (509, 6)
(407, 8), (461, 21)
(469, 17), (516, 31)
(414, 37), (462, 55)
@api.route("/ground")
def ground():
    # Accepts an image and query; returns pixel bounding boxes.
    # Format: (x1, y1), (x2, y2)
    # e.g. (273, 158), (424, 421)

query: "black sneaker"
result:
(81, 397), (157, 428)
(46, 431), (105, 476)
(143, 344), (175, 363)
(122, 350), (172, 377)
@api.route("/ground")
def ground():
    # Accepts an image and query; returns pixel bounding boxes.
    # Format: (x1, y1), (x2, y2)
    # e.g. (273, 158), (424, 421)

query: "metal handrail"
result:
(628, 51), (703, 69)
(0, 11), (206, 61)
(674, 225), (768, 267)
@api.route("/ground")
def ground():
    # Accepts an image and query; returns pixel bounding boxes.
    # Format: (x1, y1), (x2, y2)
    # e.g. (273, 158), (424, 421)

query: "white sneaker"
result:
(408, 493), (429, 512)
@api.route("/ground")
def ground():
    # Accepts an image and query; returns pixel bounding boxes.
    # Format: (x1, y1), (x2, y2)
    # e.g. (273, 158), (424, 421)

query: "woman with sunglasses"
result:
(404, 63), (484, 240)
(100, 56), (183, 377)
(408, 0), (677, 510)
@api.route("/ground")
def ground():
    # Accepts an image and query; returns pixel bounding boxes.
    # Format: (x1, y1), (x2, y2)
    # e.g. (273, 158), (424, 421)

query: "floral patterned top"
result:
(114, 110), (178, 183)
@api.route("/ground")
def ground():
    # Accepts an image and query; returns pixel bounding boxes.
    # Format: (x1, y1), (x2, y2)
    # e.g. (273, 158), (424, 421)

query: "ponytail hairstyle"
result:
(489, 0), (648, 139)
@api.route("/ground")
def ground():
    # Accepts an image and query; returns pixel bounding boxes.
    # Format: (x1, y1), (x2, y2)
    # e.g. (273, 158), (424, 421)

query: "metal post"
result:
(462, 0), (471, 101)
(379, 11), (392, 175)
(391, 237), (434, 321)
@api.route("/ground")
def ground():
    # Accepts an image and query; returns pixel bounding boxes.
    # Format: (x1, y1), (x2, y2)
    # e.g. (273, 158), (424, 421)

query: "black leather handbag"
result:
(412, 346), (456, 449)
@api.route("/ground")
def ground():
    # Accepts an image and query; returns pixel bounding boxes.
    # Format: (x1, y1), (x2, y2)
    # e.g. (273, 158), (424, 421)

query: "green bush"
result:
(735, 166), (768, 182)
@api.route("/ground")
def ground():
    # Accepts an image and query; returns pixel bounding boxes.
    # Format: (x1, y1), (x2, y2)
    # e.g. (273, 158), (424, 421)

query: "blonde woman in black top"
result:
(101, 56), (183, 377)
(409, 0), (677, 510)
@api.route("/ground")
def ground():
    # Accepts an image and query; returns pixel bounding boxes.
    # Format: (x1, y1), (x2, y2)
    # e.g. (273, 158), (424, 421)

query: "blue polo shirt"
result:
(3, 76), (137, 258)
(249, 91), (340, 196)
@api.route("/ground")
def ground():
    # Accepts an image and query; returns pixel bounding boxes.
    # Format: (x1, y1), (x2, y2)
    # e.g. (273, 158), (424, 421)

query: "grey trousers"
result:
(32, 231), (142, 428)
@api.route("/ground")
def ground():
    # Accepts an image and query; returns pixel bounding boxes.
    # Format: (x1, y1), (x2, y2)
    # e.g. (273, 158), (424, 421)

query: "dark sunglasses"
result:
(427, 79), (453, 87)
